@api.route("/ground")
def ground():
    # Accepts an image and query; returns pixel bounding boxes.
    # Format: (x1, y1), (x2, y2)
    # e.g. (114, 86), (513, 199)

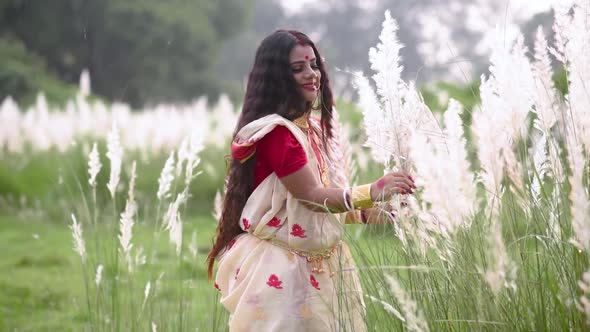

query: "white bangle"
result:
(342, 188), (352, 211)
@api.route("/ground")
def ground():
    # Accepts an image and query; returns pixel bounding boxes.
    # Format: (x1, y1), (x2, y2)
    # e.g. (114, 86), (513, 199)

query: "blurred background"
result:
(0, 1), (577, 330)
(1, 0), (556, 108)
(0, 0), (565, 219)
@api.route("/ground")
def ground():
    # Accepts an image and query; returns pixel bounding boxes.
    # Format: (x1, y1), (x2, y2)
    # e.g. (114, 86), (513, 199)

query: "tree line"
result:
(0, 0), (250, 107)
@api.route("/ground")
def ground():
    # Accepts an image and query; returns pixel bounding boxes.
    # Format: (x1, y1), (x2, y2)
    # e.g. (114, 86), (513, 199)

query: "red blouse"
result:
(254, 126), (308, 188)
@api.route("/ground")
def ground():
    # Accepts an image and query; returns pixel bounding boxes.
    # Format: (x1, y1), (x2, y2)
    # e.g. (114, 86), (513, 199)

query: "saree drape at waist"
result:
(215, 233), (366, 332)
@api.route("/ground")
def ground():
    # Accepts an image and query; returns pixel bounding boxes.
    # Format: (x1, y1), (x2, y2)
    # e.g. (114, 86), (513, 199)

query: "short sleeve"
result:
(257, 125), (307, 178)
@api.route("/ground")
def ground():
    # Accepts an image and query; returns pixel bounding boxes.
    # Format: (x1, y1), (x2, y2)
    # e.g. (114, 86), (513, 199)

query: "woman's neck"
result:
(292, 110), (311, 129)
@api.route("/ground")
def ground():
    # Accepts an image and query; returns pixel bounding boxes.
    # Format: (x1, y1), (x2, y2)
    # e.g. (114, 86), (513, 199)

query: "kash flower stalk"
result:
(88, 142), (102, 188)
(95, 264), (103, 287)
(356, 10), (444, 174)
(567, 141), (590, 252)
(70, 213), (87, 263)
(119, 161), (138, 271)
(157, 151), (175, 200)
(410, 99), (477, 239)
(482, 219), (517, 296)
(385, 274), (429, 332)
(164, 191), (187, 255)
(106, 122), (123, 198)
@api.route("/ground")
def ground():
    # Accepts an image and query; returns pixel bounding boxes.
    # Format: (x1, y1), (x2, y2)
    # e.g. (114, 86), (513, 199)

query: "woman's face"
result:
(289, 44), (321, 103)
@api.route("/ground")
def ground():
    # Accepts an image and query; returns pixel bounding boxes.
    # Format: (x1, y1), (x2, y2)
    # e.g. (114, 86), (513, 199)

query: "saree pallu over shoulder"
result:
(216, 114), (366, 332)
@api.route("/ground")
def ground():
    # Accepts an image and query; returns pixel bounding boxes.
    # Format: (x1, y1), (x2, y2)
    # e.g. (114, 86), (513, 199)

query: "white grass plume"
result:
(95, 264), (103, 287)
(88, 142), (101, 188)
(127, 161), (137, 202)
(482, 219), (517, 296)
(355, 10), (443, 172)
(366, 294), (405, 322)
(393, 198), (439, 258)
(70, 213), (86, 263)
(549, 1), (571, 64)
(353, 72), (391, 166)
(369, 10), (404, 109)
(474, 28), (540, 196)
(118, 201), (136, 269)
(142, 281), (151, 308)
(365, 11), (410, 170)
(385, 274), (429, 332)
(356, 10), (405, 169)
(184, 133), (204, 189)
(106, 122), (123, 198)
(558, 0), (589, 201)
(529, 25), (563, 202)
(490, 33), (535, 141)
(442, 101), (477, 214)
(133, 246), (146, 268)
(410, 99), (477, 241)
(577, 268), (590, 323)
(530, 132), (548, 201)
(176, 137), (190, 178)
(562, 1), (590, 156)
(532, 27), (558, 134)
(119, 161), (137, 271)
(213, 190), (223, 222)
(0, 97), (23, 154)
(339, 123), (358, 185)
(188, 231), (198, 258)
(164, 191), (187, 255)
(79, 69), (91, 98)
(322, 110), (352, 189)
(472, 78), (505, 209)
(157, 151), (175, 200)
(545, 138), (565, 242)
(567, 141), (590, 251)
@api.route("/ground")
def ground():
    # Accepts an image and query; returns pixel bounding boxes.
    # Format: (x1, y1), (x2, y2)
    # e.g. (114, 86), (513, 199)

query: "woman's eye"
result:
(292, 67), (303, 73)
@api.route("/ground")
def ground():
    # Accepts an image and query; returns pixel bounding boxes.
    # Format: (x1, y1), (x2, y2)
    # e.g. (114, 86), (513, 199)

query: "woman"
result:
(207, 30), (415, 332)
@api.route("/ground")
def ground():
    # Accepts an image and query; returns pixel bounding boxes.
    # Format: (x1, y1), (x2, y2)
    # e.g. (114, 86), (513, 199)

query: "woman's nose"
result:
(304, 67), (318, 79)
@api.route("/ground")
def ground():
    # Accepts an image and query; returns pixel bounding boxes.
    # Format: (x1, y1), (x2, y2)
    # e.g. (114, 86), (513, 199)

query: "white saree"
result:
(215, 114), (366, 332)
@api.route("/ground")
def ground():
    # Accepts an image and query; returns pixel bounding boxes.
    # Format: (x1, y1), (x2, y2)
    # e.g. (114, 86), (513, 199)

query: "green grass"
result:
(0, 211), (423, 331)
(0, 213), (223, 331)
(0, 107), (587, 331)
(1, 214), (88, 331)
(0, 142), (232, 221)
(2, 206), (588, 331)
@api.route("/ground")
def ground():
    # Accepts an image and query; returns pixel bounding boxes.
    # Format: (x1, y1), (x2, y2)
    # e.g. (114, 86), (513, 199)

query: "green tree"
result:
(1, 0), (251, 107)
(0, 36), (77, 106)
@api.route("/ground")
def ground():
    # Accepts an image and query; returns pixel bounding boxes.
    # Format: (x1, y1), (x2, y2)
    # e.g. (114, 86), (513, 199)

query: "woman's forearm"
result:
(279, 165), (350, 213)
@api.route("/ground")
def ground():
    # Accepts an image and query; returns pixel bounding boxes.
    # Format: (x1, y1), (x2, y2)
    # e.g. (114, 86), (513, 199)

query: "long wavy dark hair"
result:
(207, 30), (335, 279)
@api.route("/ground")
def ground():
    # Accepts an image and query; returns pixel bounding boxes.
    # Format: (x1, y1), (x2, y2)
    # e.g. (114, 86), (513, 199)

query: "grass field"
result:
(0, 213), (408, 331)
(4, 207), (586, 331)
(0, 213), (223, 331)
(2, 4), (589, 329)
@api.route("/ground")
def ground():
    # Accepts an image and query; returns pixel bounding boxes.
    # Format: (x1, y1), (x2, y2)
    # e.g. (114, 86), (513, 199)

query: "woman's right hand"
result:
(370, 171), (416, 202)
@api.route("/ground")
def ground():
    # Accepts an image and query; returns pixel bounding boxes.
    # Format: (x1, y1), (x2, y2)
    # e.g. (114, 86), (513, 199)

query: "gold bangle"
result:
(351, 184), (374, 209)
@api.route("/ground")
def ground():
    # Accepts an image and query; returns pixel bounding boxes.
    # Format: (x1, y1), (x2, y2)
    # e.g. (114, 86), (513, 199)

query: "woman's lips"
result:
(302, 83), (317, 91)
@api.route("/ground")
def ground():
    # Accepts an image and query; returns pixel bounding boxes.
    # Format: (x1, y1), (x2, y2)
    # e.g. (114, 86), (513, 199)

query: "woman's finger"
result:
(392, 182), (412, 193)
(390, 175), (415, 189)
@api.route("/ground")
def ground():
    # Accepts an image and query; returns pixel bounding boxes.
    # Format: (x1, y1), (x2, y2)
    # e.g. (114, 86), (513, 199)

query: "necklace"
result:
(292, 112), (310, 129)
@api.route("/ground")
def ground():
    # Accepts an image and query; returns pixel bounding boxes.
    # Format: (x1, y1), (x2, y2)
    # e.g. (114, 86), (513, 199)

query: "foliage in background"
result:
(0, 36), (78, 107)
(1, 2), (589, 330)
(0, 0), (251, 107)
(0, 61), (569, 220)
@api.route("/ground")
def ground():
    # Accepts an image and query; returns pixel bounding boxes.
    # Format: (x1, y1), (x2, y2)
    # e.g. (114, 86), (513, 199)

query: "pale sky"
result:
(280, 0), (555, 17)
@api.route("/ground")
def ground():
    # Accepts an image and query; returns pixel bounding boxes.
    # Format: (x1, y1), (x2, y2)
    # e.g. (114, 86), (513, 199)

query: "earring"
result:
(312, 86), (322, 110)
